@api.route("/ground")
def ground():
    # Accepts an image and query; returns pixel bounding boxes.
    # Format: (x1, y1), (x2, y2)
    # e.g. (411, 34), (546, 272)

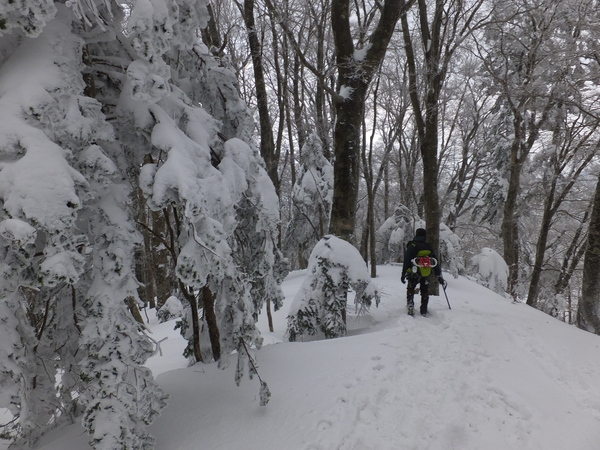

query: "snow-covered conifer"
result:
(469, 248), (509, 295)
(0, 4), (166, 448)
(157, 295), (184, 322)
(76, 150), (168, 450)
(120, 0), (283, 400)
(283, 134), (333, 268)
(287, 235), (379, 341)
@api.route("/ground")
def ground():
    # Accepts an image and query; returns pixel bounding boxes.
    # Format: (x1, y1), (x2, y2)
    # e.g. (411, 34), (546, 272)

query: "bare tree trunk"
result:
(153, 208), (172, 309)
(329, 0), (413, 241)
(330, 94), (364, 240)
(180, 281), (202, 362)
(201, 2), (223, 53)
(266, 298), (274, 332)
(501, 139), (524, 300)
(292, 54), (305, 171)
(384, 162), (390, 219)
(135, 188), (156, 308)
(201, 285), (221, 361)
(502, 99), (554, 299)
(243, 0), (279, 193)
(125, 296), (144, 324)
(400, 0), (446, 294)
(577, 172), (600, 334)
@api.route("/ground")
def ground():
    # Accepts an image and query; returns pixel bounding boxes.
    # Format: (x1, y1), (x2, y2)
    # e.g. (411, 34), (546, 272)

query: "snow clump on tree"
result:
(469, 247), (509, 295)
(287, 235), (379, 341)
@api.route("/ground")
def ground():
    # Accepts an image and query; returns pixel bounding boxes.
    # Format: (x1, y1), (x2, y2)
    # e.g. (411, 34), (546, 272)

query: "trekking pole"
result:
(441, 280), (451, 310)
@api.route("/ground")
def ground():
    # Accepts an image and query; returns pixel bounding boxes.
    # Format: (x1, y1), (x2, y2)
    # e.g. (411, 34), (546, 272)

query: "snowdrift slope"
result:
(34, 265), (600, 450)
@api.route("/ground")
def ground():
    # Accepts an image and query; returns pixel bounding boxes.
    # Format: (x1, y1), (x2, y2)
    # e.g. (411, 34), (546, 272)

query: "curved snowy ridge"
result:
(33, 265), (600, 450)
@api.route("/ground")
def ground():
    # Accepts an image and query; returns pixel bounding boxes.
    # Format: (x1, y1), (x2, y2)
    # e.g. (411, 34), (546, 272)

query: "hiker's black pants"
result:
(407, 275), (429, 311)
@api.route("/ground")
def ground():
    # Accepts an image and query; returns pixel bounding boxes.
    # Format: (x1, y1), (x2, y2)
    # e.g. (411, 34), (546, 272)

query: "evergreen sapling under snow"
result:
(287, 235), (380, 341)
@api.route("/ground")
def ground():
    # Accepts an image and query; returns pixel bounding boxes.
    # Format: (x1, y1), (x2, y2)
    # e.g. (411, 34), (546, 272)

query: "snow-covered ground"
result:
(31, 265), (600, 449)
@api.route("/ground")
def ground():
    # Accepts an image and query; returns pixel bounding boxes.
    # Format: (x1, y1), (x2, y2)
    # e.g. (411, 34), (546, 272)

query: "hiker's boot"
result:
(407, 291), (415, 316)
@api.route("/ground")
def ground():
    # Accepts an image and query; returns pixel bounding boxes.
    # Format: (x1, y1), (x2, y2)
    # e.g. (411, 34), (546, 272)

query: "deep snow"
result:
(28, 265), (600, 449)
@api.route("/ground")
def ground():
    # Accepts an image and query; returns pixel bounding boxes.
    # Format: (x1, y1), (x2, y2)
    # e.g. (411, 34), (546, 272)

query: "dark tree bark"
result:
(179, 281), (203, 362)
(401, 0), (453, 283)
(201, 2), (223, 54)
(126, 296), (144, 324)
(577, 172), (600, 334)
(401, 0), (487, 293)
(329, 0), (415, 241)
(242, 0), (279, 193)
(201, 285), (221, 361)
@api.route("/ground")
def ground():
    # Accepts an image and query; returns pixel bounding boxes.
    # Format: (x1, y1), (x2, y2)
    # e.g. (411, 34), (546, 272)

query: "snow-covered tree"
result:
(0, 3), (167, 448)
(119, 0), (284, 398)
(375, 205), (420, 264)
(284, 133), (333, 268)
(157, 295), (184, 322)
(469, 248), (509, 295)
(439, 223), (464, 278)
(287, 235), (379, 341)
(0, 0), (284, 446)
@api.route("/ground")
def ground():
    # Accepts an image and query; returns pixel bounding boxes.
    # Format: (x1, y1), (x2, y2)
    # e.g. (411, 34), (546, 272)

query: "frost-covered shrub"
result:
(469, 247), (508, 295)
(287, 235), (379, 341)
(157, 295), (183, 322)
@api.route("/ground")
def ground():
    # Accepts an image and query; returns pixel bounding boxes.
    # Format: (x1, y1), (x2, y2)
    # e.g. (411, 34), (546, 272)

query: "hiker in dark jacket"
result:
(401, 228), (444, 316)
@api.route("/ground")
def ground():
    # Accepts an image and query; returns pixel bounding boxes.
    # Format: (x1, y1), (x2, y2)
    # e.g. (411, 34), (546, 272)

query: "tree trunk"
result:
(526, 180), (555, 307)
(135, 188), (156, 308)
(330, 96), (364, 240)
(576, 172), (600, 334)
(501, 139), (524, 300)
(180, 281), (202, 362)
(201, 2), (223, 53)
(153, 208), (172, 310)
(201, 285), (221, 361)
(266, 297), (274, 332)
(400, 0), (447, 294)
(125, 296), (144, 324)
(243, 0), (279, 193)
(329, 0), (412, 241)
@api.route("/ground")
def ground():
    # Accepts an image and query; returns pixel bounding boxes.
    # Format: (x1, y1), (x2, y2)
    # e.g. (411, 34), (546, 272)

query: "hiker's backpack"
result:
(408, 242), (438, 277)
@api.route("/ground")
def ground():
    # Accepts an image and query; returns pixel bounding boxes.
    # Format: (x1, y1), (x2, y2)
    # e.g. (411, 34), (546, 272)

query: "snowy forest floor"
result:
(26, 265), (600, 449)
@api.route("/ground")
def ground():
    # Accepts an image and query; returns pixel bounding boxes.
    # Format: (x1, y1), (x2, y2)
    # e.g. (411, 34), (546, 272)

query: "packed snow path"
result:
(32, 265), (600, 450)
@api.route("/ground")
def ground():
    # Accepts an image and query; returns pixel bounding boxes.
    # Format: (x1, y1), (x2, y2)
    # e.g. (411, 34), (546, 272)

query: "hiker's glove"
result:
(437, 276), (445, 286)
(401, 274), (406, 284)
